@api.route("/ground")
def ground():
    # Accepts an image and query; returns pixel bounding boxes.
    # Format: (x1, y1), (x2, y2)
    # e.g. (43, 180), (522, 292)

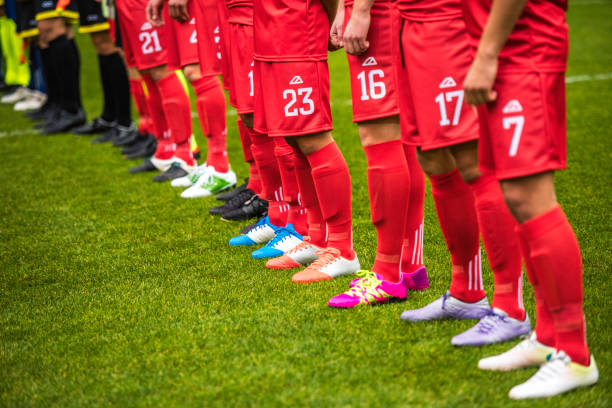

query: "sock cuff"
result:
(306, 140), (341, 168)
(191, 75), (219, 94)
(273, 138), (294, 156)
(518, 205), (566, 241)
(363, 139), (405, 167)
(49, 34), (69, 47)
(428, 169), (469, 196)
(156, 72), (181, 89)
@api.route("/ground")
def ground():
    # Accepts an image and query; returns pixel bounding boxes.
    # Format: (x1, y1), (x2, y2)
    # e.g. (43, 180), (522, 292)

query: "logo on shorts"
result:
(189, 18), (195, 24)
(502, 99), (523, 114)
(289, 76), (304, 85)
(362, 57), (378, 66)
(439, 77), (457, 89)
(141, 22), (153, 31)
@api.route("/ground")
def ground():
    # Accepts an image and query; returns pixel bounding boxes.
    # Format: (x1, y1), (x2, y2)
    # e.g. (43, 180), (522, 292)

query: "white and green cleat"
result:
(171, 163), (208, 188)
(181, 167), (237, 198)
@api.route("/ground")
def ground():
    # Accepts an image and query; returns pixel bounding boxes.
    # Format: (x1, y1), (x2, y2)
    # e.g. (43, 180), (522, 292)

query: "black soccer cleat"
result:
(152, 162), (188, 182)
(209, 187), (255, 215)
(113, 125), (140, 147)
(40, 109), (86, 135)
(92, 127), (117, 144)
(73, 117), (115, 135)
(124, 138), (157, 160)
(128, 158), (157, 173)
(216, 182), (248, 202)
(221, 195), (269, 221)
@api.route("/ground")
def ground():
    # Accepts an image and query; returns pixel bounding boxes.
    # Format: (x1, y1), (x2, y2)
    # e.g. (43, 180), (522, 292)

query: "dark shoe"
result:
(216, 182), (247, 202)
(73, 117), (115, 135)
(221, 195), (268, 221)
(40, 109), (86, 135)
(209, 187), (255, 215)
(240, 218), (261, 234)
(92, 127), (117, 144)
(26, 102), (56, 121)
(125, 138), (157, 160)
(128, 158), (158, 173)
(121, 133), (154, 154)
(113, 125), (139, 147)
(153, 162), (188, 182)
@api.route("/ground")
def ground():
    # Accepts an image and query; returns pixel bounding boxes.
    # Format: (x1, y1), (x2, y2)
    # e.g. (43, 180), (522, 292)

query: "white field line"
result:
(2, 73), (610, 139)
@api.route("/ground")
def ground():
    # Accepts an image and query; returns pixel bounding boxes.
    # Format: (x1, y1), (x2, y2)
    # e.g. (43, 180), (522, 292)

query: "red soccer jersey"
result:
(462, 0), (568, 72)
(226, 0), (253, 25)
(253, 0), (329, 62)
(396, 0), (462, 21)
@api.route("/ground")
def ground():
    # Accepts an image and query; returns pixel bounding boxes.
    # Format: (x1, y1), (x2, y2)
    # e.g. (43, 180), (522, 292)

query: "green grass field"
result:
(1, 3), (611, 407)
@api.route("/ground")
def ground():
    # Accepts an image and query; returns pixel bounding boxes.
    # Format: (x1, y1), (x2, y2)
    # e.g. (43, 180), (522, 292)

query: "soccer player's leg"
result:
(473, 73), (597, 397)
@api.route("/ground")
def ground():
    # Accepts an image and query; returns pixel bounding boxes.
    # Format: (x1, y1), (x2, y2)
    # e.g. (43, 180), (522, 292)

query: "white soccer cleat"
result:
(508, 351), (598, 400)
(478, 332), (555, 371)
(14, 91), (46, 111)
(171, 163), (208, 188)
(1, 87), (31, 104)
(291, 248), (360, 283)
(265, 237), (321, 269)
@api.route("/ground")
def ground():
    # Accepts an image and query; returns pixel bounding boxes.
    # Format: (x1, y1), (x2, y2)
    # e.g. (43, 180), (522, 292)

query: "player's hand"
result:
(464, 52), (498, 106)
(343, 9), (370, 56)
(329, 7), (344, 51)
(168, 0), (190, 23)
(146, 0), (165, 27)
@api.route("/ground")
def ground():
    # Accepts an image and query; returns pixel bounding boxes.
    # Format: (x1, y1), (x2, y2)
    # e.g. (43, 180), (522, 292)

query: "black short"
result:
(15, 0), (39, 38)
(76, 0), (108, 33)
(34, 0), (79, 21)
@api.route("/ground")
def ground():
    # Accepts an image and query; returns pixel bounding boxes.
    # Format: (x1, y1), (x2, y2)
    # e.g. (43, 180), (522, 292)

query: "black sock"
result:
(105, 52), (132, 127)
(40, 47), (59, 108)
(98, 54), (116, 123)
(69, 38), (83, 109)
(48, 35), (80, 114)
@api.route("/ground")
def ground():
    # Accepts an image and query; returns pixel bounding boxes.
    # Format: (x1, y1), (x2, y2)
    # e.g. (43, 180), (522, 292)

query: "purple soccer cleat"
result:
(400, 291), (490, 322)
(451, 308), (531, 346)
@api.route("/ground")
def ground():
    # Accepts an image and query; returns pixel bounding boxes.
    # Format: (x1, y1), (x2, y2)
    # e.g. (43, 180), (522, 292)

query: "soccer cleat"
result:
(251, 224), (303, 259)
(221, 195), (268, 221)
(241, 218), (260, 234)
(209, 188), (255, 216)
(171, 163), (209, 188)
(265, 237), (321, 269)
(113, 125), (140, 146)
(1, 86), (31, 104)
(228, 215), (279, 246)
(508, 351), (598, 399)
(14, 91), (47, 111)
(73, 117), (114, 135)
(124, 137), (157, 160)
(216, 182), (247, 201)
(329, 270), (408, 308)
(181, 167), (237, 198)
(92, 127), (117, 144)
(40, 109), (86, 135)
(451, 308), (531, 346)
(351, 266), (430, 289)
(292, 248), (360, 283)
(478, 332), (556, 371)
(400, 291), (490, 322)
(153, 162), (188, 182)
(128, 158), (158, 173)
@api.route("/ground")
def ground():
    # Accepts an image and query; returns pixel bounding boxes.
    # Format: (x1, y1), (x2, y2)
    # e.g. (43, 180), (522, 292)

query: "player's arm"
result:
(463, 0), (527, 106)
(342, 0), (374, 56)
(146, 0), (166, 26)
(168, 0), (190, 23)
(321, 0), (340, 24)
(329, 0), (345, 51)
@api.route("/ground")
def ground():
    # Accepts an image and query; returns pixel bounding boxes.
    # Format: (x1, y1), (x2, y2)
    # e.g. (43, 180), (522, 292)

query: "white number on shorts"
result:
(503, 115), (525, 157)
(139, 31), (162, 55)
(190, 30), (197, 44)
(248, 70), (254, 97)
(357, 69), (386, 101)
(435, 90), (464, 126)
(283, 87), (314, 117)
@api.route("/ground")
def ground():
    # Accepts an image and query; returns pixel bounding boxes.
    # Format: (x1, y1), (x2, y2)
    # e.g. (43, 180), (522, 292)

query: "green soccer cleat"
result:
(181, 167), (237, 198)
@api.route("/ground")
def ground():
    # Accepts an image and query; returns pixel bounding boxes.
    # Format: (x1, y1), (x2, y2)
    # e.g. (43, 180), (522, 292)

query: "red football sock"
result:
(400, 143), (426, 274)
(275, 138), (307, 235)
(236, 119), (261, 194)
(516, 226), (555, 347)
(469, 172), (525, 320)
(430, 169), (484, 303)
(129, 79), (151, 134)
(293, 148), (327, 248)
(364, 140), (409, 283)
(156, 73), (194, 166)
(141, 74), (168, 140)
(249, 130), (285, 227)
(192, 75), (229, 172)
(518, 205), (590, 365)
(307, 141), (354, 259)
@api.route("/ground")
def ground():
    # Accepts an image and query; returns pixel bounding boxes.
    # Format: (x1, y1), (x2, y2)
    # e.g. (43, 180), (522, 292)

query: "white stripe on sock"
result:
(468, 260), (473, 290)
(411, 229), (419, 265)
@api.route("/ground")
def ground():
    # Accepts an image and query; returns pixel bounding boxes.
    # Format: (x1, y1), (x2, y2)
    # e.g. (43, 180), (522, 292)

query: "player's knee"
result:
(295, 132), (333, 155)
(148, 65), (170, 82)
(457, 165), (481, 184)
(182, 64), (201, 83)
(90, 31), (117, 55)
(358, 117), (400, 147)
(501, 184), (530, 222)
(416, 148), (455, 176)
(37, 18), (65, 43)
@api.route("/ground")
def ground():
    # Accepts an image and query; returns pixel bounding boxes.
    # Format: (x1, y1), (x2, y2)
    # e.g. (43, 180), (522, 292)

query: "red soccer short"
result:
(477, 72), (566, 180)
(227, 22), (254, 114)
(397, 17), (479, 150)
(164, 3), (198, 71)
(116, 1), (167, 70)
(253, 60), (332, 137)
(345, 1), (400, 122)
(192, 0), (222, 76)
